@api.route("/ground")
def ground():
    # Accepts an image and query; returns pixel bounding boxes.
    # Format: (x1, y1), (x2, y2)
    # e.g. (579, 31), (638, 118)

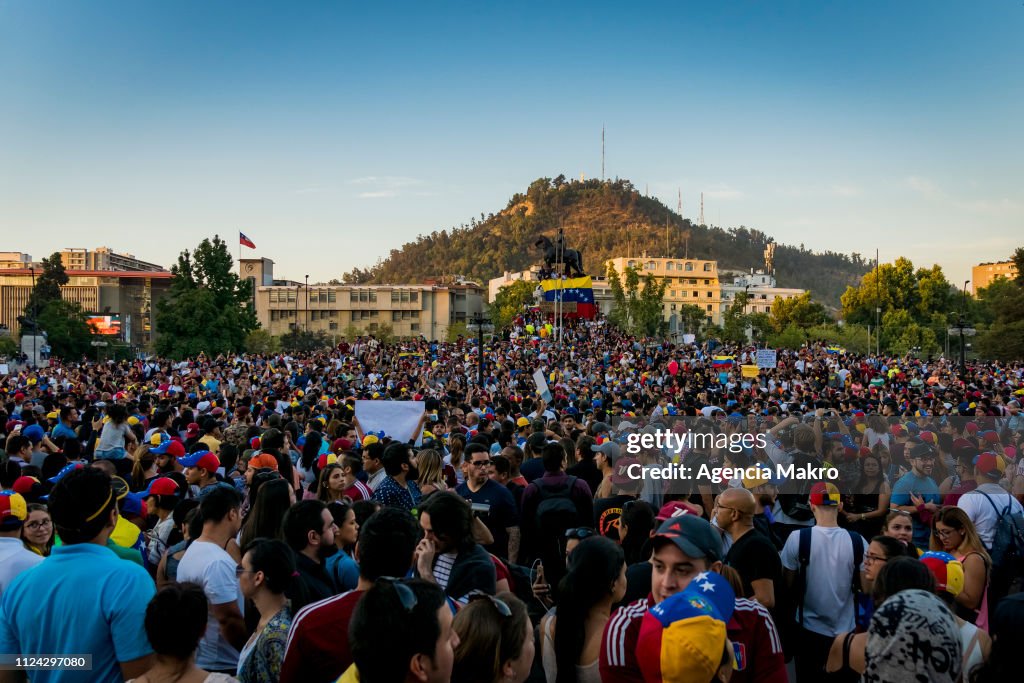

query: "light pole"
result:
(958, 280), (970, 371)
(468, 312), (493, 388)
(304, 275), (310, 333)
(29, 267), (37, 368)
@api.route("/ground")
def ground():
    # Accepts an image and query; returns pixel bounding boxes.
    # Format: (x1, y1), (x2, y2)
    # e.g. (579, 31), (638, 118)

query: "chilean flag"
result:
(239, 232), (256, 249)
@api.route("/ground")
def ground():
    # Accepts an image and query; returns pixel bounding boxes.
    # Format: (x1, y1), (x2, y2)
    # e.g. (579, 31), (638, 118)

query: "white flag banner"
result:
(356, 400), (425, 444)
(533, 369), (552, 402)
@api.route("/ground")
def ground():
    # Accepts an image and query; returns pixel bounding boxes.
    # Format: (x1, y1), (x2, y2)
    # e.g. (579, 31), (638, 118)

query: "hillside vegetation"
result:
(344, 176), (870, 306)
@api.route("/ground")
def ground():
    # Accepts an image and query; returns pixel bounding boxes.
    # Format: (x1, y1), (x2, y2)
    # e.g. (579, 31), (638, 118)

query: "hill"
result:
(343, 176), (871, 306)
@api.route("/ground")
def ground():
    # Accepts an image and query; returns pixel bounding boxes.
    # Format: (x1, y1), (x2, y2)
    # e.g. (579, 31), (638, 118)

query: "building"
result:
(59, 247), (166, 272)
(972, 260), (1018, 294)
(0, 269), (173, 345)
(487, 266), (615, 317)
(0, 252), (33, 270)
(605, 256), (724, 325)
(248, 263), (485, 341)
(719, 270), (805, 317)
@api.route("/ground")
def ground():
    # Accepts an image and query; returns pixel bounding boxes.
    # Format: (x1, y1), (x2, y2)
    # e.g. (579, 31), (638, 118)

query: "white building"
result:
(719, 270), (804, 316)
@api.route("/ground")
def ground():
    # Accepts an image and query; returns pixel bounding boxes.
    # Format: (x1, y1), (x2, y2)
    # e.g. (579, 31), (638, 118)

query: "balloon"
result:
(668, 360), (679, 376)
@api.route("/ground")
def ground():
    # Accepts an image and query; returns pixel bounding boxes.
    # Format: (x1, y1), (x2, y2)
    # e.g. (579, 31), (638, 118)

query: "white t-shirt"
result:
(957, 483), (1024, 549)
(177, 540), (244, 671)
(781, 525), (867, 637)
(0, 538), (43, 597)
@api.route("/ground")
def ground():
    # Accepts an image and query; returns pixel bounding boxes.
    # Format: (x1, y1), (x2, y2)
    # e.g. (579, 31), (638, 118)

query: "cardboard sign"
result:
(756, 349), (777, 369)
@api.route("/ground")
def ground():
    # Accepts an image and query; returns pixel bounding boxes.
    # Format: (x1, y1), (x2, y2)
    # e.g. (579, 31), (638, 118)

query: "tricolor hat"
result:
(317, 453), (339, 469)
(143, 477), (182, 498)
(179, 450), (220, 472)
(12, 476), (48, 503)
(920, 551), (965, 596)
(636, 571), (737, 683)
(120, 492), (148, 518)
(48, 462), (85, 484)
(809, 482), (841, 506)
(332, 437), (354, 453)
(151, 440), (186, 458)
(0, 491), (29, 528)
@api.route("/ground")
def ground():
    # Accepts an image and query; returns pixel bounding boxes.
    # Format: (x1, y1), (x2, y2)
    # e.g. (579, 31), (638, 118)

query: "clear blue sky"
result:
(1, 1), (1021, 288)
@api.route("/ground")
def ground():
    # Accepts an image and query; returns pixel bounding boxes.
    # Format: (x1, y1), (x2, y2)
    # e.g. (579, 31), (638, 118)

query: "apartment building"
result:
(719, 270), (805, 316)
(60, 247), (166, 272)
(253, 281), (485, 341)
(606, 256), (724, 325)
(972, 260), (1018, 294)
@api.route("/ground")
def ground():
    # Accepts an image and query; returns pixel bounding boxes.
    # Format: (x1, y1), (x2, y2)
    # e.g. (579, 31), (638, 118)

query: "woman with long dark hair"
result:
(239, 479), (295, 550)
(843, 449), (891, 540)
(618, 499), (655, 566)
(541, 536), (626, 683)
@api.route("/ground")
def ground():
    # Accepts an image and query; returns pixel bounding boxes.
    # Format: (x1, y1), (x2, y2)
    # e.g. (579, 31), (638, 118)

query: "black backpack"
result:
(777, 451), (822, 522)
(534, 475), (582, 535)
(977, 490), (1024, 567)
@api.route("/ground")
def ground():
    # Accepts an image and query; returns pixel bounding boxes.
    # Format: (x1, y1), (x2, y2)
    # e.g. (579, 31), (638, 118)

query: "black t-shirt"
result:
(725, 528), (783, 601)
(567, 459), (603, 499)
(593, 494), (636, 541)
(455, 479), (520, 560)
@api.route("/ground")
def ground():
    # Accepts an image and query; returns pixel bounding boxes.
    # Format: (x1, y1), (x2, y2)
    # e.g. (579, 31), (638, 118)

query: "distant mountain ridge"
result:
(344, 176), (871, 306)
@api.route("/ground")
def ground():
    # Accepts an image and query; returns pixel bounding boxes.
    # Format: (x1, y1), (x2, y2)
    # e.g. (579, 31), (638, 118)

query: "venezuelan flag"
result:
(712, 356), (734, 369)
(825, 346), (845, 355)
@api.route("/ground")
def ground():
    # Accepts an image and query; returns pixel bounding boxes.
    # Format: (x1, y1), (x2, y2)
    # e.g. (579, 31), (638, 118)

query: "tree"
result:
(280, 330), (332, 353)
(24, 253), (69, 323)
(375, 323), (395, 344)
(771, 292), (830, 331)
(767, 324), (806, 350)
(607, 263), (667, 336)
(245, 329), (280, 355)
(677, 304), (707, 336)
(154, 235), (258, 358)
(447, 321), (469, 341)
(975, 253), (1024, 361)
(0, 334), (19, 358)
(342, 323), (362, 340)
(36, 300), (95, 359)
(721, 292), (751, 344)
(491, 280), (536, 331)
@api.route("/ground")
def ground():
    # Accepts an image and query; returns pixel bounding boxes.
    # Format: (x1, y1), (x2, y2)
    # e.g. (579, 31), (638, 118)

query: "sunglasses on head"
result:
(467, 590), (512, 617)
(565, 527), (596, 540)
(379, 576), (418, 613)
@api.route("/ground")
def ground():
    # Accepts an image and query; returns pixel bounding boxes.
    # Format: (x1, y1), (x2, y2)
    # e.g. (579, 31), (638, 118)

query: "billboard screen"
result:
(87, 314), (121, 336)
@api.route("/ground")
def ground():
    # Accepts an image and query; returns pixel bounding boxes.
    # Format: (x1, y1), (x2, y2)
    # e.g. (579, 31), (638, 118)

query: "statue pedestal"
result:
(20, 335), (47, 368)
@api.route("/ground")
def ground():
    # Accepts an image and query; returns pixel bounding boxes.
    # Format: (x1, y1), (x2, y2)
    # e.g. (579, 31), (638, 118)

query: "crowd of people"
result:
(1, 313), (1023, 682)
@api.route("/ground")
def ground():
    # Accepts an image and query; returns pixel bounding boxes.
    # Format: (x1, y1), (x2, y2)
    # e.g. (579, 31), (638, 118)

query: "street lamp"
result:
(467, 312), (494, 388)
(958, 280), (970, 371)
(305, 275), (310, 333)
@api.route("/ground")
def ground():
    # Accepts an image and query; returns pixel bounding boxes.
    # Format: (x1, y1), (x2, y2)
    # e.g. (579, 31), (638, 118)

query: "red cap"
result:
(333, 437), (355, 453)
(982, 431), (999, 444)
(185, 422), (201, 437)
(809, 482), (841, 506)
(965, 422), (979, 434)
(918, 431), (936, 444)
(145, 477), (181, 497)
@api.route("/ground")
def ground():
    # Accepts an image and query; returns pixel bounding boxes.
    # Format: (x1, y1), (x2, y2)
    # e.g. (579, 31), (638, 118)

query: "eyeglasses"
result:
(235, 565), (255, 577)
(468, 590), (512, 617)
(379, 576), (418, 613)
(469, 460), (491, 467)
(864, 553), (888, 564)
(25, 519), (52, 531)
(565, 527), (596, 540)
(935, 527), (961, 538)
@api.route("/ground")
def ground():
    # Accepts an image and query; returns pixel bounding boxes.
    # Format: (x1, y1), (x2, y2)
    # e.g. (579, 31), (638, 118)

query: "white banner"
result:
(355, 400), (425, 444)
(756, 349), (777, 369)
(533, 369), (552, 402)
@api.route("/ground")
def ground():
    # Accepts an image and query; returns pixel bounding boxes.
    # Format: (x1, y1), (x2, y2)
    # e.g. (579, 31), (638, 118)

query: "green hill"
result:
(344, 176), (870, 306)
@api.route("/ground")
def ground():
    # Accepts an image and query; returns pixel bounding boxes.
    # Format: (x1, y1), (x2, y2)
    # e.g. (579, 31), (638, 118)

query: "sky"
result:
(1, 1), (1021, 288)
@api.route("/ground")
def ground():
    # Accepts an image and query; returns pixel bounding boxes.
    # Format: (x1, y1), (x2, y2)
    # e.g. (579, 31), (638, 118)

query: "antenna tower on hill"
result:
(601, 125), (605, 180)
(699, 192), (705, 226)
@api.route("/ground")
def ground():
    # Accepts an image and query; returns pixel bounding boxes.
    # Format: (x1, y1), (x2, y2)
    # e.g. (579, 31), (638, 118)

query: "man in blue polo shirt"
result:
(0, 467), (155, 682)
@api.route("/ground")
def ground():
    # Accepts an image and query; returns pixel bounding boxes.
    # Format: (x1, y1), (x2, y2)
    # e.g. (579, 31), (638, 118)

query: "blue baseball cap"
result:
(48, 462), (85, 484)
(23, 424), (45, 443)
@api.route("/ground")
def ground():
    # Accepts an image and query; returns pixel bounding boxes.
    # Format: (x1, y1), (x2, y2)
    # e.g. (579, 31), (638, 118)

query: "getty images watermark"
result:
(621, 430), (840, 484)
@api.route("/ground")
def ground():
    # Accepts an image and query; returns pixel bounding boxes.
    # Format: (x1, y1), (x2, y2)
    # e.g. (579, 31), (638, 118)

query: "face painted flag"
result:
(240, 232), (256, 249)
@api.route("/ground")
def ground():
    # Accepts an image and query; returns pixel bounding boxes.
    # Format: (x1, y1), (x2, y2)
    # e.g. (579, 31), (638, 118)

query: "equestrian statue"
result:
(534, 234), (585, 278)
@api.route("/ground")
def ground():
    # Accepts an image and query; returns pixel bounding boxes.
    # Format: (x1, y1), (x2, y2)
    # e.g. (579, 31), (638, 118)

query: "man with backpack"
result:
(519, 442), (594, 597)
(770, 422), (822, 541)
(958, 452), (1024, 609)
(781, 482), (867, 683)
